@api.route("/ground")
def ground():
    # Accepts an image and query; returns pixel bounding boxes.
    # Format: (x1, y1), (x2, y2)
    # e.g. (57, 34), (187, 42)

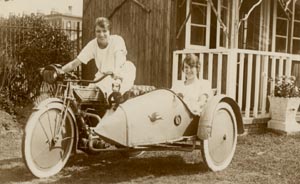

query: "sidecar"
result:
(94, 88), (244, 171)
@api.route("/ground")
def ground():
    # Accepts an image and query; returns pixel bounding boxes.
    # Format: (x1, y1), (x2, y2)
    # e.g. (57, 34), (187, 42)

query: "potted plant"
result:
(268, 76), (300, 134)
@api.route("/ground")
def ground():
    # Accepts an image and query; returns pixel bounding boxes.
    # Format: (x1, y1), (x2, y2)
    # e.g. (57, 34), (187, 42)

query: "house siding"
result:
(82, 0), (177, 88)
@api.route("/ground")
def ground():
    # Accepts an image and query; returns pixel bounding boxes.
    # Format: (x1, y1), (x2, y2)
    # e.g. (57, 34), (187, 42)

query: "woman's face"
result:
(95, 25), (110, 47)
(183, 63), (197, 80)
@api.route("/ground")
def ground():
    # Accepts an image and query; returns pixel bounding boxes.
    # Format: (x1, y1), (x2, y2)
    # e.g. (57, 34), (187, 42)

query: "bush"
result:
(0, 88), (15, 115)
(0, 14), (73, 107)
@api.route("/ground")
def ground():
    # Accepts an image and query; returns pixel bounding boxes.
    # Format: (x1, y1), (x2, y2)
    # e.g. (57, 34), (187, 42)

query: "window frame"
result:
(185, 0), (211, 49)
(184, 0), (230, 49)
(272, 0), (300, 54)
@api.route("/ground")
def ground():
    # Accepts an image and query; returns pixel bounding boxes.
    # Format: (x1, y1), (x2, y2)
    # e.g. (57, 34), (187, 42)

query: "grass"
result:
(1, 106), (300, 184)
(0, 130), (300, 184)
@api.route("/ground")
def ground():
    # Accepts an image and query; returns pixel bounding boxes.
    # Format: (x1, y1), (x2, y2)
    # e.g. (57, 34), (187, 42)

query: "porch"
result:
(172, 48), (300, 123)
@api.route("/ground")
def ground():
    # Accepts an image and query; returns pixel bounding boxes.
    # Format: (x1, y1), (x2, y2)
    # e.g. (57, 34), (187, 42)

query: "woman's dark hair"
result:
(182, 53), (201, 73)
(95, 17), (111, 30)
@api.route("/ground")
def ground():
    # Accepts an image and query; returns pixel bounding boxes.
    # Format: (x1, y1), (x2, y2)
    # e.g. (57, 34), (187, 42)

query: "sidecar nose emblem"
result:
(148, 112), (163, 122)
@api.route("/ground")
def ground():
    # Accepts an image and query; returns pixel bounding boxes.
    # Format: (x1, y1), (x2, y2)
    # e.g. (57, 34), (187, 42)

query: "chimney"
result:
(68, 5), (72, 15)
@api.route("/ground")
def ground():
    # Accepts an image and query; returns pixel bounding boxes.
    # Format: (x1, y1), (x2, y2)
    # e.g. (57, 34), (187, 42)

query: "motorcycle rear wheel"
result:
(22, 103), (75, 178)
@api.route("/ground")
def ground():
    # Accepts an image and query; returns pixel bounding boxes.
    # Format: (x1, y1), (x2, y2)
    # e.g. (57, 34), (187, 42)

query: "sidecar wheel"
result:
(201, 102), (237, 171)
(22, 104), (75, 178)
(120, 151), (145, 158)
(116, 145), (144, 158)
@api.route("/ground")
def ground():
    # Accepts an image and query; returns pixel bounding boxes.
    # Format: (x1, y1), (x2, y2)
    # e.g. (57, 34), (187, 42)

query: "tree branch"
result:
(179, 0), (187, 8)
(207, 0), (229, 38)
(278, 0), (292, 19)
(239, 0), (244, 9)
(176, 10), (191, 39)
(176, 0), (192, 39)
(238, 0), (263, 29)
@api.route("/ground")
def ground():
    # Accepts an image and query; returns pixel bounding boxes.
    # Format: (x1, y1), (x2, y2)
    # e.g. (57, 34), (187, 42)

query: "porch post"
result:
(260, 0), (271, 115)
(226, 49), (237, 99)
(229, 1), (239, 49)
(226, 0), (239, 99)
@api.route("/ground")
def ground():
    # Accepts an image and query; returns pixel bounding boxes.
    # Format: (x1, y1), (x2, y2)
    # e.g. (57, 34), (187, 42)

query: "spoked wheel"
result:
(22, 103), (75, 178)
(201, 102), (237, 171)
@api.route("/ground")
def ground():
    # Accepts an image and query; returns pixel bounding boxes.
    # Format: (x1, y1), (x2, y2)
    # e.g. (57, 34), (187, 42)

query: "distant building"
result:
(44, 7), (82, 68)
(44, 7), (82, 41)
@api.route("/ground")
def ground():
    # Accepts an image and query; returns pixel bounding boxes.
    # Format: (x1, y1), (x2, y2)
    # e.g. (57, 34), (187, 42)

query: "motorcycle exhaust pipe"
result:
(88, 134), (109, 152)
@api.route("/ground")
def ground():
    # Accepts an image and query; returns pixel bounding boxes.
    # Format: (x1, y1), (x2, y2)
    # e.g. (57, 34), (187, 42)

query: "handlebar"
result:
(41, 64), (115, 84)
(64, 73), (113, 84)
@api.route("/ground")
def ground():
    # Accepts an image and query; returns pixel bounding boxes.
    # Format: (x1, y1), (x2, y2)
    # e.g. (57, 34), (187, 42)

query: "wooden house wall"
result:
(82, 0), (177, 88)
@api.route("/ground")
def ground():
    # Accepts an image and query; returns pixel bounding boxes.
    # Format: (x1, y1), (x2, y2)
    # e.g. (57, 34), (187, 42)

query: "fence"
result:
(234, 49), (300, 118)
(0, 16), (82, 78)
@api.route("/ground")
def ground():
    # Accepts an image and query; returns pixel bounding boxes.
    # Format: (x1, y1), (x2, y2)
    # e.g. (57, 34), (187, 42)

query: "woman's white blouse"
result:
(171, 79), (213, 115)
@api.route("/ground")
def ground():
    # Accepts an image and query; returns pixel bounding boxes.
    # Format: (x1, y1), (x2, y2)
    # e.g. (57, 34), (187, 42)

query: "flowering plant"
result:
(269, 76), (300, 98)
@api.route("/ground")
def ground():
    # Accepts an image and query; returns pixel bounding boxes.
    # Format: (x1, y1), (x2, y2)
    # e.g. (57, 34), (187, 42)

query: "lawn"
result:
(0, 124), (299, 184)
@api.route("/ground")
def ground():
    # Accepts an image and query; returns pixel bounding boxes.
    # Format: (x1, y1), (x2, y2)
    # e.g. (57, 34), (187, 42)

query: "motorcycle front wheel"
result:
(22, 103), (75, 178)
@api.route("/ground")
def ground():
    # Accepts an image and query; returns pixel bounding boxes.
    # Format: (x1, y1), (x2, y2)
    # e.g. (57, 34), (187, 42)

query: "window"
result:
(292, 3), (300, 54)
(184, 0), (229, 49)
(274, 1), (289, 52)
(185, 0), (209, 48)
(272, 0), (300, 54)
(190, 0), (207, 45)
(66, 21), (71, 29)
(238, 1), (261, 50)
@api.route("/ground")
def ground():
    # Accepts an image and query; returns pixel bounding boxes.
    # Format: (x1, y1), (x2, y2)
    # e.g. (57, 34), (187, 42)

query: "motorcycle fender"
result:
(197, 95), (244, 140)
(33, 98), (79, 153)
(33, 97), (64, 110)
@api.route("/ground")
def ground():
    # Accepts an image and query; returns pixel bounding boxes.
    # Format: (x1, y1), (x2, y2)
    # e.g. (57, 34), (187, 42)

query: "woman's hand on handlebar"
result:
(57, 68), (65, 75)
(103, 71), (114, 76)
(103, 71), (123, 81)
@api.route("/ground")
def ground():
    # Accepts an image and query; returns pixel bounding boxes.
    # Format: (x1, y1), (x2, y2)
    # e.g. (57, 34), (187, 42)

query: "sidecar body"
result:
(95, 89), (197, 146)
(94, 88), (244, 148)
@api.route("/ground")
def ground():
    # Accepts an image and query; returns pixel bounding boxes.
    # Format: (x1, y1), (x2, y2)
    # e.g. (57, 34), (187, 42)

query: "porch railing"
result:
(172, 49), (300, 119)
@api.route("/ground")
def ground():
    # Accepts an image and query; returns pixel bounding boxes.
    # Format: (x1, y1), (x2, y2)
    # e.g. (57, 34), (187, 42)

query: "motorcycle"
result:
(22, 64), (244, 178)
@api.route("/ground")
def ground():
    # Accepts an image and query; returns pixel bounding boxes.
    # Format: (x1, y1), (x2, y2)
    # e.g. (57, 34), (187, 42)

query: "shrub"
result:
(0, 88), (15, 115)
(0, 14), (73, 106)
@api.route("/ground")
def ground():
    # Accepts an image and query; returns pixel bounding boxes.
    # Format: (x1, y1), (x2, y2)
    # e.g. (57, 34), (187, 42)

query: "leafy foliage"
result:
(269, 76), (300, 98)
(0, 88), (15, 115)
(0, 14), (73, 109)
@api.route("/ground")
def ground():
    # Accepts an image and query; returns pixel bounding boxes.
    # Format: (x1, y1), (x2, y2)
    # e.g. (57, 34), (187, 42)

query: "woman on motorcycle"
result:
(61, 17), (135, 96)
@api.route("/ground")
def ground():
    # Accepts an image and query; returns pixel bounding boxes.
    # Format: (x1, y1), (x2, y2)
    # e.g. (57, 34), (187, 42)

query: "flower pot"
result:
(268, 96), (300, 134)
